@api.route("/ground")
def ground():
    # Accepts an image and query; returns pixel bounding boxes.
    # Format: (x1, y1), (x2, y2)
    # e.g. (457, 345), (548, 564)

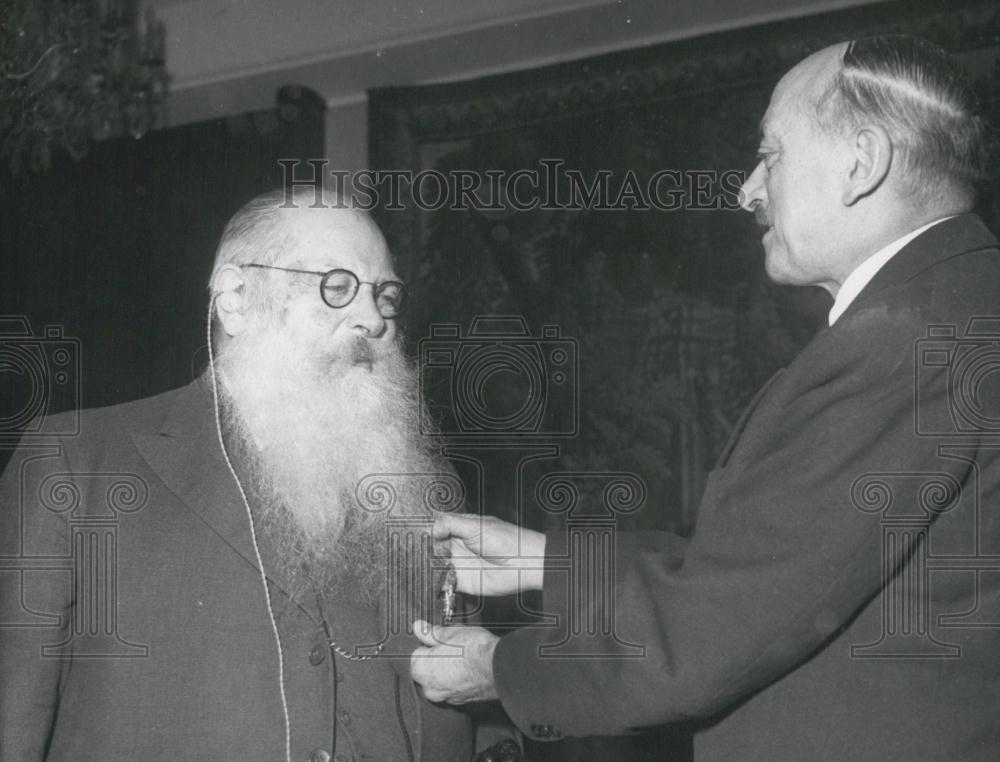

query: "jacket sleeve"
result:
(492, 304), (963, 738)
(0, 439), (74, 759)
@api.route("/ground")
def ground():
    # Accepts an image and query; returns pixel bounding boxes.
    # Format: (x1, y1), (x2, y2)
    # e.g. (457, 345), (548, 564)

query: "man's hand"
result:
(410, 620), (501, 704)
(434, 514), (546, 597)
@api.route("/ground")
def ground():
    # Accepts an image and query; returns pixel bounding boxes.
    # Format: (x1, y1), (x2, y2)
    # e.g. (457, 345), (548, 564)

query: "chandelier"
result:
(0, 0), (169, 174)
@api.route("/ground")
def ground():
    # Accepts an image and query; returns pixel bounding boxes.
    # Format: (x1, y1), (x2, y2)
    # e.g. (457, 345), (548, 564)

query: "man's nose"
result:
(349, 284), (388, 337)
(739, 162), (766, 212)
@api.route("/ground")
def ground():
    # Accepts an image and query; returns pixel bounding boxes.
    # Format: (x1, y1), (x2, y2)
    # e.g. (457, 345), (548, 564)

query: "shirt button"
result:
(339, 710), (352, 725)
(308, 749), (331, 762)
(309, 644), (327, 666)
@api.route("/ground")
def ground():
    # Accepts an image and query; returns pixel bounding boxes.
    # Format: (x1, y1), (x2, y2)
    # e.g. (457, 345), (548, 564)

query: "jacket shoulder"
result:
(15, 381), (206, 460)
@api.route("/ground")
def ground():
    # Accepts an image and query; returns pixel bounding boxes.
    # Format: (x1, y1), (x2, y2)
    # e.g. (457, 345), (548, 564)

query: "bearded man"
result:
(0, 189), (474, 761)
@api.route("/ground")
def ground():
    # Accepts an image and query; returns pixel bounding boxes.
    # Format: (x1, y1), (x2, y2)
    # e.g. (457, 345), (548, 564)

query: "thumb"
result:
(412, 619), (439, 647)
(431, 514), (456, 541)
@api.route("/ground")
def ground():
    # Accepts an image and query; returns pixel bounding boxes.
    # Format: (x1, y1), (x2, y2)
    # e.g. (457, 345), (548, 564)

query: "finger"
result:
(448, 558), (491, 597)
(432, 513), (480, 541)
(414, 620), (468, 647)
(412, 619), (436, 646)
(423, 688), (448, 704)
(446, 536), (476, 561)
(431, 514), (458, 540)
(450, 569), (481, 597)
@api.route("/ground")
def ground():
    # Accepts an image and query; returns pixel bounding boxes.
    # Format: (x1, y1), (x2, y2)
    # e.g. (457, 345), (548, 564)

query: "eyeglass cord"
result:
(207, 294), (292, 762)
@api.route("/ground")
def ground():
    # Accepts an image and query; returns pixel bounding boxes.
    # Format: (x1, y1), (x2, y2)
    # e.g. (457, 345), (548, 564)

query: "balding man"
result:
(0, 189), (476, 760)
(411, 36), (1000, 761)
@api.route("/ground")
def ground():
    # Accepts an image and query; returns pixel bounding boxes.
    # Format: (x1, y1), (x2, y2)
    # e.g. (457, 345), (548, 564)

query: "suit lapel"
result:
(129, 377), (319, 622)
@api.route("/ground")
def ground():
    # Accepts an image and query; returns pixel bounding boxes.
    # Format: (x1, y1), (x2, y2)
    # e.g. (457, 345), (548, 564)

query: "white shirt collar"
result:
(828, 216), (955, 326)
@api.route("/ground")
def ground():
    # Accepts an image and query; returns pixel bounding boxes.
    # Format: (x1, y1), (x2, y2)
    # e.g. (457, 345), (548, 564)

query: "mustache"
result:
(753, 206), (772, 229)
(350, 336), (376, 366)
(334, 334), (397, 370)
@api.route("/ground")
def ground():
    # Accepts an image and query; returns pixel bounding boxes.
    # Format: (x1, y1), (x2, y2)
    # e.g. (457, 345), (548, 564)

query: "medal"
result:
(440, 562), (457, 625)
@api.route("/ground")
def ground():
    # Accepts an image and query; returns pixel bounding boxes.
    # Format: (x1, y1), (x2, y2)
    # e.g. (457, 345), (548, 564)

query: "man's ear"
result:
(842, 124), (892, 205)
(211, 265), (249, 337)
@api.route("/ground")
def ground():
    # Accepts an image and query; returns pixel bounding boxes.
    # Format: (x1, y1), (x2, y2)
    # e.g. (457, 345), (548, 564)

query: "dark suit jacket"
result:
(493, 214), (1000, 760)
(0, 377), (473, 761)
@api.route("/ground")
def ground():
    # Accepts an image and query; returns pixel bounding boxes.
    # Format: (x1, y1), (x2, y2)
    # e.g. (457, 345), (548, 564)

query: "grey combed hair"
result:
(818, 35), (993, 202)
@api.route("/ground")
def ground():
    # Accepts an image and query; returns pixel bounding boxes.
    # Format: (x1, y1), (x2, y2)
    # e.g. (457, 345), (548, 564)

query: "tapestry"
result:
(370, 0), (1000, 551)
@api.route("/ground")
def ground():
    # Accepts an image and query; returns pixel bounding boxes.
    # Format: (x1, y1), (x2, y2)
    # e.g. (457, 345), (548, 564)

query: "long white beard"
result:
(214, 318), (449, 608)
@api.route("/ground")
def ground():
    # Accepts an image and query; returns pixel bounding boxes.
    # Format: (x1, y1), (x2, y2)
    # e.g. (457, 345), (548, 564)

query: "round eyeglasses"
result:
(242, 264), (407, 318)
